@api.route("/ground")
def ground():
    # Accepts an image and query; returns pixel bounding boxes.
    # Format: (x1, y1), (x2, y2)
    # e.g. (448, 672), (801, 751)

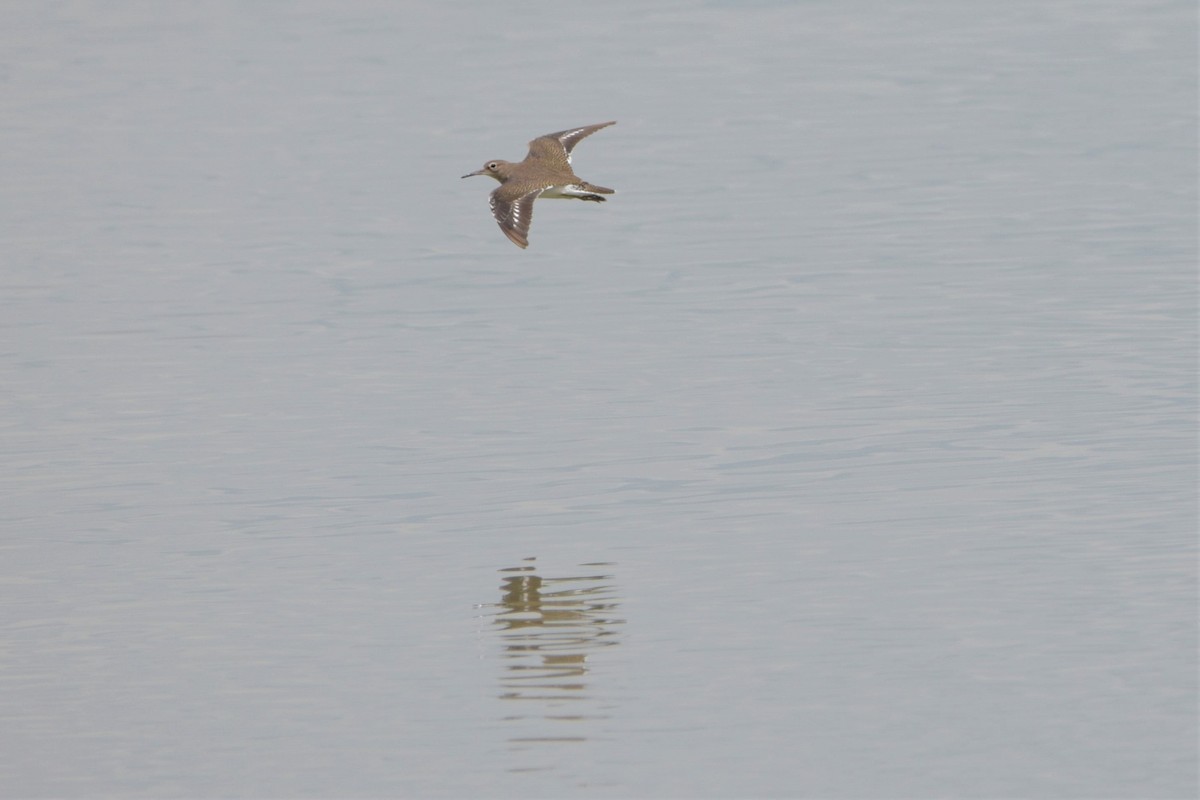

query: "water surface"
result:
(1, 1), (1196, 797)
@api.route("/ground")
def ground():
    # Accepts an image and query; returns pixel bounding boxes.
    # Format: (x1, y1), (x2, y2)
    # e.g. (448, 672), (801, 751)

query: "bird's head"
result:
(461, 160), (513, 182)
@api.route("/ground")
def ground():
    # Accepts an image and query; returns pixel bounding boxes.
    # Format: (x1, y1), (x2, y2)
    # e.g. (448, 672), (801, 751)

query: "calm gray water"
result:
(2, 1), (1196, 798)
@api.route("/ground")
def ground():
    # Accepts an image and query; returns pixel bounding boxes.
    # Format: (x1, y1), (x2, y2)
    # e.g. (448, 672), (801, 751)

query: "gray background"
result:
(2, 1), (1196, 797)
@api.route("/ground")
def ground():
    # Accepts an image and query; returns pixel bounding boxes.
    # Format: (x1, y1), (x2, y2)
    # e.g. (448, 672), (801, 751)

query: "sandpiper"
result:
(462, 121), (616, 249)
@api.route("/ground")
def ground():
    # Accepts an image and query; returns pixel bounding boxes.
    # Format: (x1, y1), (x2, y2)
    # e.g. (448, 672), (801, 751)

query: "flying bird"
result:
(462, 121), (616, 249)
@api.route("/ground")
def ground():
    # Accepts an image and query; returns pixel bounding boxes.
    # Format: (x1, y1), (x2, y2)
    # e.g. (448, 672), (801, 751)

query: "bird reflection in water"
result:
(484, 557), (623, 749)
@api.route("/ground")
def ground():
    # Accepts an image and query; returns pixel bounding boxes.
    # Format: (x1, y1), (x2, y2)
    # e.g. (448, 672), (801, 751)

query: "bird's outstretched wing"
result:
(489, 187), (545, 249)
(527, 121), (616, 165)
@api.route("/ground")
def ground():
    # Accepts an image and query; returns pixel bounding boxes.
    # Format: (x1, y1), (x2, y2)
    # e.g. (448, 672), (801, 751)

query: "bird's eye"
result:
(488, 162), (499, 170)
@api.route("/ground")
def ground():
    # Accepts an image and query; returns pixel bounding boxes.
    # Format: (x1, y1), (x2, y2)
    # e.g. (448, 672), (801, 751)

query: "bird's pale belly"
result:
(539, 184), (591, 199)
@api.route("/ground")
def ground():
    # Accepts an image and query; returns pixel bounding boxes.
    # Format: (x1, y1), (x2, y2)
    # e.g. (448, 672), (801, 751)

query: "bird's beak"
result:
(461, 169), (484, 179)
